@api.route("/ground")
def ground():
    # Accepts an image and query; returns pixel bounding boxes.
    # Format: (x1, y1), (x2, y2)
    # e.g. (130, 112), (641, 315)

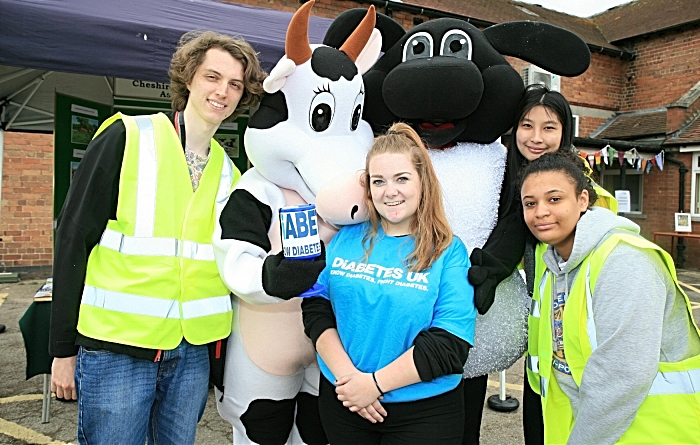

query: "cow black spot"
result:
(311, 47), (357, 82)
(248, 91), (288, 130)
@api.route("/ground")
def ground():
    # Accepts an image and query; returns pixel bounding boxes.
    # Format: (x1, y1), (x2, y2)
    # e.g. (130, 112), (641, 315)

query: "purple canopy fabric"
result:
(0, 0), (333, 81)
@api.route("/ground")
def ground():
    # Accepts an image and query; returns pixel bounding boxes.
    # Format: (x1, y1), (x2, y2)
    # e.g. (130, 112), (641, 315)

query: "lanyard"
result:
(174, 110), (186, 149)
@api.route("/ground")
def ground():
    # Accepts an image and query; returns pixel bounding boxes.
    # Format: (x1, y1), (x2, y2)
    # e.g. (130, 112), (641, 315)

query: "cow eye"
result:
(403, 32), (433, 62)
(309, 90), (335, 132)
(440, 30), (472, 60)
(351, 90), (364, 131)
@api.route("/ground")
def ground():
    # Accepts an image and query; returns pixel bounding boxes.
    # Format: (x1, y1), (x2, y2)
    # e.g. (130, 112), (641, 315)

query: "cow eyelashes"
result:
(403, 32), (434, 62)
(310, 86), (335, 132)
(313, 84), (331, 95)
(440, 30), (472, 60)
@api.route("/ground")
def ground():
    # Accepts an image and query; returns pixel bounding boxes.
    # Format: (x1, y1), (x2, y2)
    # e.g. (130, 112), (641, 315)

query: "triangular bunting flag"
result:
(655, 152), (664, 171)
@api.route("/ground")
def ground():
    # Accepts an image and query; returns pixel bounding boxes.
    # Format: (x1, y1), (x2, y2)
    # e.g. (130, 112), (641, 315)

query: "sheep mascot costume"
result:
(213, 2), (381, 444)
(324, 11), (591, 444)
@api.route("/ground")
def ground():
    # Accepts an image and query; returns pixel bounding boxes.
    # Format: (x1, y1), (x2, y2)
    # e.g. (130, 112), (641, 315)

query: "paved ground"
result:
(1, 270), (699, 445)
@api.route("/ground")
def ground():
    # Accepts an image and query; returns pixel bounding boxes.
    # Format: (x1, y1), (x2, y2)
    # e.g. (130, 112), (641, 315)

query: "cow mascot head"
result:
(324, 11), (591, 384)
(214, 3), (382, 444)
(245, 1), (383, 225)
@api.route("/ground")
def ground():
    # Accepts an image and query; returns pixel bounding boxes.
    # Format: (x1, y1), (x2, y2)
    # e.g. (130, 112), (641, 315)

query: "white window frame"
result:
(601, 164), (644, 214)
(691, 151), (700, 216)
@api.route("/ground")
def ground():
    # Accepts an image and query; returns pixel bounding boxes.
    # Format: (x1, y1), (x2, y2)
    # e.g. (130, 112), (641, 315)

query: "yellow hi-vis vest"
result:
(526, 232), (700, 444)
(77, 113), (240, 350)
(593, 184), (617, 214)
(525, 183), (615, 382)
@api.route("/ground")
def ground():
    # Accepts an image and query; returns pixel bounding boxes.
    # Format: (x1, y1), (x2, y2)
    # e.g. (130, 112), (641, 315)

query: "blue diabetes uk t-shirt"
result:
(316, 223), (476, 403)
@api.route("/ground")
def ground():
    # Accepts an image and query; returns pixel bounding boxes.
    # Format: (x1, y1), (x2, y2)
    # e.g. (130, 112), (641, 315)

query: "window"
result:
(601, 165), (643, 213)
(692, 152), (700, 216)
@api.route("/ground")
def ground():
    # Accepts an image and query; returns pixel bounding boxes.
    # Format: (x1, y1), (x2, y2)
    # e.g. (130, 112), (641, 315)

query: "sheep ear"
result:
(324, 9), (405, 53)
(483, 21), (591, 76)
(355, 29), (382, 75)
(263, 58), (296, 94)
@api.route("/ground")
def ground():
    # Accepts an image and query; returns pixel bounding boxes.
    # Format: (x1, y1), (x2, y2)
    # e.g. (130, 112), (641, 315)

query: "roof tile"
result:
(595, 109), (667, 139)
(592, 0), (700, 42)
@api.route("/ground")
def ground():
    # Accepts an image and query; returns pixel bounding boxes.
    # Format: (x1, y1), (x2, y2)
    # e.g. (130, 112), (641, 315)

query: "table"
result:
(18, 300), (53, 423)
(653, 231), (700, 260)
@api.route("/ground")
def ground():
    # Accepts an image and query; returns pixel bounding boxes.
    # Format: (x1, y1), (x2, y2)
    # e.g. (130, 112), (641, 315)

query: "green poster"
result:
(215, 115), (250, 174)
(54, 93), (112, 219)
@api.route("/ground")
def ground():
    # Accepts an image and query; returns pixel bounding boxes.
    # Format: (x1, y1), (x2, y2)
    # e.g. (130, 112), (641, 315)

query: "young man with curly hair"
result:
(49, 31), (265, 444)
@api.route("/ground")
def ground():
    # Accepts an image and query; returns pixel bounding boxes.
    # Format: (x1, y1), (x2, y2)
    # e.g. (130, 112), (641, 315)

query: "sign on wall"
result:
(114, 79), (171, 100)
(54, 93), (112, 219)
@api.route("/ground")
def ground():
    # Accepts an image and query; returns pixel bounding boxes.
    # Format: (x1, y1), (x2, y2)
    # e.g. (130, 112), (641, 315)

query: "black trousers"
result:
(319, 376), (464, 444)
(522, 362), (544, 445)
(461, 375), (488, 445)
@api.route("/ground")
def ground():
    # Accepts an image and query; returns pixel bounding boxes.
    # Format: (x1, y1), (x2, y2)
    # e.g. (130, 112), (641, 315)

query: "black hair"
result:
(501, 84), (576, 216)
(519, 149), (598, 207)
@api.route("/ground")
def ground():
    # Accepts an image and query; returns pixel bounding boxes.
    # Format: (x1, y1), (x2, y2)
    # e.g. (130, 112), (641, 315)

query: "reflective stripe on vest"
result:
(527, 354), (539, 374)
(526, 267), (548, 393)
(648, 368), (700, 396)
(134, 116), (158, 237)
(82, 285), (231, 320)
(583, 263), (598, 350)
(99, 227), (215, 261)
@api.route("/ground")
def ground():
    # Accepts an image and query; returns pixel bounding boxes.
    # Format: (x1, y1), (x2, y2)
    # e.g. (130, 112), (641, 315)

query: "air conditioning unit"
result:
(522, 65), (561, 92)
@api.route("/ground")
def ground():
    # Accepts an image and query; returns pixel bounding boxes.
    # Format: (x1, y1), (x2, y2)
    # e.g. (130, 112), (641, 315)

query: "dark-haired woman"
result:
(467, 84), (617, 444)
(521, 149), (700, 444)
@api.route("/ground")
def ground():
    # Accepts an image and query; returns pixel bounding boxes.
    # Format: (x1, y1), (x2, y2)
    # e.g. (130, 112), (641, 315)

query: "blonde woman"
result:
(302, 123), (477, 444)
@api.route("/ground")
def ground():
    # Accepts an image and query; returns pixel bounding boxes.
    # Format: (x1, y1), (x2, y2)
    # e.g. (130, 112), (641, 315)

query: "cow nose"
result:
(383, 58), (483, 120)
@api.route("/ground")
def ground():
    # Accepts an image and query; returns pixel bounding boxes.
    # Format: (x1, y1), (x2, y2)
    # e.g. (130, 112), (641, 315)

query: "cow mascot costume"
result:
(213, 2), (381, 444)
(324, 11), (591, 444)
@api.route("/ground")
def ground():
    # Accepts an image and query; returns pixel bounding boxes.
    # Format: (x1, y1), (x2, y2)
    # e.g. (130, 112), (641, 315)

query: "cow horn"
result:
(339, 6), (377, 62)
(286, 0), (314, 65)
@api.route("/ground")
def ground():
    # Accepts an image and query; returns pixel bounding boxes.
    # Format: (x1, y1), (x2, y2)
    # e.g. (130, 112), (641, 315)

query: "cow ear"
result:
(263, 58), (297, 93)
(483, 21), (591, 77)
(355, 29), (382, 74)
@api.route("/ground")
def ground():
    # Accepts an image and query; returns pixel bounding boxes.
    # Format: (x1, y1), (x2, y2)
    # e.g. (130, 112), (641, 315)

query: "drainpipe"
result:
(665, 156), (688, 267)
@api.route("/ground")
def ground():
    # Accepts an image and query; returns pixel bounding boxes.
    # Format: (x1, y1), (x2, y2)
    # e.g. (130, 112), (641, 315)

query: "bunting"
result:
(576, 146), (666, 174)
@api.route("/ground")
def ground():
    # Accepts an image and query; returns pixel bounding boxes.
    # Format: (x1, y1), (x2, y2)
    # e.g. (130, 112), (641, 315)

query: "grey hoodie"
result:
(541, 207), (700, 445)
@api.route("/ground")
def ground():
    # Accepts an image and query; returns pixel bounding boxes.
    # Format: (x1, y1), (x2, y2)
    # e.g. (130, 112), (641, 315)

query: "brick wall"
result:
(565, 53), (627, 113)
(0, 131), (54, 269)
(634, 152), (700, 268)
(621, 24), (700, 111)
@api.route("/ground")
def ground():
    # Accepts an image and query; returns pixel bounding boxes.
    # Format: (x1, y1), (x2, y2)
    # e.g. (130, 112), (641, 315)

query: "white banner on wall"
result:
(114, 79), (171, 100)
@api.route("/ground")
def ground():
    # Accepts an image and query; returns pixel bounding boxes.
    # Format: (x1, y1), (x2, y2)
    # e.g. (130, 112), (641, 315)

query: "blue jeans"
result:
(75, 340), (209, 445)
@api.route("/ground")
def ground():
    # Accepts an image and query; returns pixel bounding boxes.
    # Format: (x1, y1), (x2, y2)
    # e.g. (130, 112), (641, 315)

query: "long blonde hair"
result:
(362, 122), (453, 272)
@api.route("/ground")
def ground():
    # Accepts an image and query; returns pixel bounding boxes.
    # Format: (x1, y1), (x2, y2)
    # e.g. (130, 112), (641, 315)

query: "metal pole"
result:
(41, 374), (51, 423)
(487, 370), (519, 412)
